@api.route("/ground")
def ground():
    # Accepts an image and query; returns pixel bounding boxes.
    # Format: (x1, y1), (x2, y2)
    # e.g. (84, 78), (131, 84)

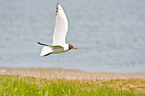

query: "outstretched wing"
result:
(38, 42), (63, 48)
(53, 3), (68, 45)
(38, 42), (51, 46)
(38, 42), (64, 56)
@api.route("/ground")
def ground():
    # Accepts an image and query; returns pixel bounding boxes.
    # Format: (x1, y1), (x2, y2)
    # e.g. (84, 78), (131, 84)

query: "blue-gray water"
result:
(0, 0), (145, 73)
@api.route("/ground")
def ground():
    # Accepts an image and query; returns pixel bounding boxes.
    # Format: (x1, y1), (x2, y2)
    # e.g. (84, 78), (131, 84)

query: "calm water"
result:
(0, 0), (145, 73)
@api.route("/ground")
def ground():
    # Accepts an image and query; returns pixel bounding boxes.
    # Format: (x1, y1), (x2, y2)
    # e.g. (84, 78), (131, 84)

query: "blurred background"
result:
(0, 0), (145, 73)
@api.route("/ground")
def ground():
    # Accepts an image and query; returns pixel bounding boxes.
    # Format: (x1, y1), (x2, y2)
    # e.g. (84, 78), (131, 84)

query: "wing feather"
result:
(53, 3), (68, 45)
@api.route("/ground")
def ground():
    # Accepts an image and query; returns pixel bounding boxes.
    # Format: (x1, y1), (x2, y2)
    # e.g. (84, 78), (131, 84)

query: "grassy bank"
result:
(0, 75), (145, 96)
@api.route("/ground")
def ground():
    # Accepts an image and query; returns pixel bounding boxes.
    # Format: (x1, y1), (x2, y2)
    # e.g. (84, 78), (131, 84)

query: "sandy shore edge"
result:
(0, 68), (145, 80)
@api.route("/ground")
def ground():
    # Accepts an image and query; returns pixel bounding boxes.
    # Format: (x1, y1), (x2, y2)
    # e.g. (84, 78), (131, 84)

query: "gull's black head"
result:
(69, 44), (77, 50)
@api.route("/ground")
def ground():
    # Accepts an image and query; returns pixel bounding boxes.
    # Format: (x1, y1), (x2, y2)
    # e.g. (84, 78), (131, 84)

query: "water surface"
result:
(0, 0), (145, 73)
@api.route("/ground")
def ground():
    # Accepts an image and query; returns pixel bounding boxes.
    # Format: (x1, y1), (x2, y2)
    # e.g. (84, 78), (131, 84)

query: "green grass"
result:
(0, 75), (145, 96)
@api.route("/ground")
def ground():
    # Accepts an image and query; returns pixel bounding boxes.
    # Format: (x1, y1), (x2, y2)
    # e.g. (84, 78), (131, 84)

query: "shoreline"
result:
(0, 68), (145, 80)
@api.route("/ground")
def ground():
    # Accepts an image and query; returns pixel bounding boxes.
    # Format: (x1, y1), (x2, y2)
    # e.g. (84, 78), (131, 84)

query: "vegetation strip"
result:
(0, 75), (145, 96)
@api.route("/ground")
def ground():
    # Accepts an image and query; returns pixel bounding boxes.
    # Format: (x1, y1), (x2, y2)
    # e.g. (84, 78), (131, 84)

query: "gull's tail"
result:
(38, 42), (53, 56)
(40, 46), (53, 56)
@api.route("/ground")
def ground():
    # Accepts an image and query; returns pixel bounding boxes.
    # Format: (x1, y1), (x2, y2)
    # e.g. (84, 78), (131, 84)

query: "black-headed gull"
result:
(38, 3), (77, 56)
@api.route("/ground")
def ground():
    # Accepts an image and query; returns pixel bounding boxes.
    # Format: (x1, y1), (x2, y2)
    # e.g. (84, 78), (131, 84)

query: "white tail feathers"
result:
(40, 46), (52, 56)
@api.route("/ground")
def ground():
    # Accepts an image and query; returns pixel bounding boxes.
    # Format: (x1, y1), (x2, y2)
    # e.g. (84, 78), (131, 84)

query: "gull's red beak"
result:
(73, 47), (77, 49)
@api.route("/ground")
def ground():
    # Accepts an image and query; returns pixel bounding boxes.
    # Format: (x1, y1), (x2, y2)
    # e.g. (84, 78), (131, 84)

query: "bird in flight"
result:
(38, 3), (77, 56)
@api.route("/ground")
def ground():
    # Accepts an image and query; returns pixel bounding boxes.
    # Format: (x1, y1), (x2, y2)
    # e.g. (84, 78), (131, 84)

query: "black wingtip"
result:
(56, 3), (59, 16)
(38, 42), (43, 45)
(57, 3), (60, 5)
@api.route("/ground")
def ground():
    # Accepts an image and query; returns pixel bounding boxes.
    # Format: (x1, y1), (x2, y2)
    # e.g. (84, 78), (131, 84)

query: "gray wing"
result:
(38, 42), (51, 46)
(38, 42), (63, 48)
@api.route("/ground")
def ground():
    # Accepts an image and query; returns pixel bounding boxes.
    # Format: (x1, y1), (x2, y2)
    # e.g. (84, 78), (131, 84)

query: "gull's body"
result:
(38, 3), (77, 56)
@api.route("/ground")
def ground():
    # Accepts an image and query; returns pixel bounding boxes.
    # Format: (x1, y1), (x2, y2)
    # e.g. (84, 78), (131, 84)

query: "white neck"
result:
(61, 44), (69, 50)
